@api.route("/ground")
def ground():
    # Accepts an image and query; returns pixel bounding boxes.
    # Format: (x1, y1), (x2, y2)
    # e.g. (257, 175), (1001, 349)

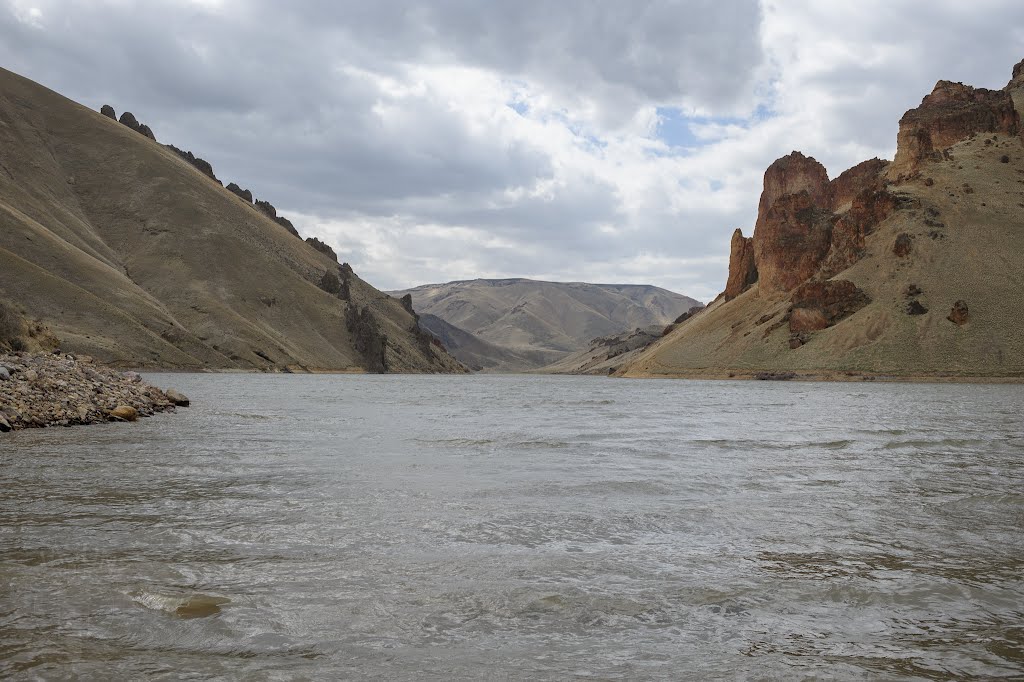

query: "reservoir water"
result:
(2, 374), (1023, 679)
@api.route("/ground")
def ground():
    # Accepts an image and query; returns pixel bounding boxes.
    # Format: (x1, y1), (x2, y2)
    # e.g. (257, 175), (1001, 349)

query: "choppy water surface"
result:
(2, 375), (1023, 680)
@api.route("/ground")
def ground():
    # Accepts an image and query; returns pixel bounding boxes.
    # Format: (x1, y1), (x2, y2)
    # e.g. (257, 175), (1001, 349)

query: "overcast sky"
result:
(2, 1), (1022, 300)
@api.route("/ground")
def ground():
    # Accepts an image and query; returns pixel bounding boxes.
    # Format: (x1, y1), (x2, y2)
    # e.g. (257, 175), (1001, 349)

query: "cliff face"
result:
(728, 154), (893, 299)
(889, 80), (1019, 178)
(751, 153), (833, 293)
(621, 58), (1024, 380)
(0, 67), (464, 373)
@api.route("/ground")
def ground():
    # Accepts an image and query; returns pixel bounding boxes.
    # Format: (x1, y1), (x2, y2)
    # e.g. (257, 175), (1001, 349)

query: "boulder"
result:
(166, 145), (220, 184)
(0, 414), (10, 432)
(306, 237), (337, 261)
(724, 228), (758, 299)
(889, 81), (1019, 178)
(947, 300), (969, 325)
(0, 366), (9, 381)
(275, 216), (300, 238)
(254, 199), (277, 219)
(399, 293), (416, 316)
(789, 307), (829, 333)
(100, 104), (116, 120)
(137, 124), (156, 141)
(789, 280), (870, 334)
(673, 305), (705, 325)
(253, 203), (302, 238)
(118, 111), (141, 132)
(226, 183), (253, 203)
(906, 300), (928, 315)
(109, 405), (139, 422)
(123, 371), (142, 383)
(319, 270), (342, 295)
(893, 233), (913, 257)
(164, 389), (190, 407)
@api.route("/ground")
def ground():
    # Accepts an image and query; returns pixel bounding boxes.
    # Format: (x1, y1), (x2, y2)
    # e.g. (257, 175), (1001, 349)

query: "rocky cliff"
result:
(0, 67), (463, 374)
(621, 59), (1024, 380)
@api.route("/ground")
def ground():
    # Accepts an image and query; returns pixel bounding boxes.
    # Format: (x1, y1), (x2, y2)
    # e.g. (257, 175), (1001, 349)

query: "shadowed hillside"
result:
(621, 60), (1024, 381)
(0, 67), (463, 373)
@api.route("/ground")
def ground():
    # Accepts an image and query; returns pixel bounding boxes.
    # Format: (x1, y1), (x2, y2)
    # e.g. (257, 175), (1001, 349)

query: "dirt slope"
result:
(0, 67), (462, 373)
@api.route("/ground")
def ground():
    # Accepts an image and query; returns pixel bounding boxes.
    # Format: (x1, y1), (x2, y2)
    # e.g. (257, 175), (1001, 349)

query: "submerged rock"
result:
(164, 389), (190, 407)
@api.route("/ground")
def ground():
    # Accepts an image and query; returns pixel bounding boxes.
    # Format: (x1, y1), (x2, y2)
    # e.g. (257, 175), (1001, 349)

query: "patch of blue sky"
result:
(653, 105), (775, 155)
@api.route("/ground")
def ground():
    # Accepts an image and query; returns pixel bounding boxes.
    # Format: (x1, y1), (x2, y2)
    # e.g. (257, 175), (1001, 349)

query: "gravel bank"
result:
(0, 352), (188, 431)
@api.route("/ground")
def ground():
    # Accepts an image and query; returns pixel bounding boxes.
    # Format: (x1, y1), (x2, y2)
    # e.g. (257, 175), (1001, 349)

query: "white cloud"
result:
(0, 0), (1021, 301)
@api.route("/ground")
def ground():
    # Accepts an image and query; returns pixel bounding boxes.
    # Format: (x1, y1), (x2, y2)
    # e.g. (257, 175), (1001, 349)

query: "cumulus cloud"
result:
(0, 0), (1021, 301)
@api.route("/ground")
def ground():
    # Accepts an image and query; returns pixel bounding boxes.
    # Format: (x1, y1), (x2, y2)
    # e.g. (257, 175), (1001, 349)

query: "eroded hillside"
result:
(0, 67), (463, 373)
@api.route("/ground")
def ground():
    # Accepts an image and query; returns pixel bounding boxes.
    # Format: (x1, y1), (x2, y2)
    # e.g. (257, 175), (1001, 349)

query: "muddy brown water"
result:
(1, 374), (1022, 679)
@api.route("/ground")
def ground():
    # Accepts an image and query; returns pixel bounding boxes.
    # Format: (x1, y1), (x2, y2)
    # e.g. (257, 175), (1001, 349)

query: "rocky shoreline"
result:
(0, 352), (189, 432)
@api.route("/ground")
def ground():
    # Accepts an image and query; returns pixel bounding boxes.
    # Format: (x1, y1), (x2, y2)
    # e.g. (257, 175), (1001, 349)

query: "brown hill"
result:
(536, 325), (666, 375)
(621, 60), (1024, 381)
(0, 67), (463, 373)
(390, 278), (701, 372)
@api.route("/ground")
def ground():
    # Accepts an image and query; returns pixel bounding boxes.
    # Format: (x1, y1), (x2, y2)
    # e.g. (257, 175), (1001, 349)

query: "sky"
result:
(1, 1), (1022, 301)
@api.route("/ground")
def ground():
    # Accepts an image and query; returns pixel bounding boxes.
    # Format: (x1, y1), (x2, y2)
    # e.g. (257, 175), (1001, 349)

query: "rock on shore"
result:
(0, 352), (188, 431)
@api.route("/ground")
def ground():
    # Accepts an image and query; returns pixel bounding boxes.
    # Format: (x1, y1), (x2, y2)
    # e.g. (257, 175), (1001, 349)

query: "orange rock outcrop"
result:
(724, 228), (757, 300)
(889, 80), (1019, 178)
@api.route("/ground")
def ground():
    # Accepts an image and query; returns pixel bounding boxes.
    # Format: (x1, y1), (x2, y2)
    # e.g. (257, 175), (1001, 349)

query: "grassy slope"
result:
(0, 67), (461, 372)
(623, 132), (1024, 379)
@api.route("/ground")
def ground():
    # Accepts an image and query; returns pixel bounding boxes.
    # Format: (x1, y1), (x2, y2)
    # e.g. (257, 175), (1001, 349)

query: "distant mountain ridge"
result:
(391, 278), (700, 371)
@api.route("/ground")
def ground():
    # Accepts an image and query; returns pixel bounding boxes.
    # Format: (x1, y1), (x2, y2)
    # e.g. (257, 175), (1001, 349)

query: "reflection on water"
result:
(1, 374), (1023, 679)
